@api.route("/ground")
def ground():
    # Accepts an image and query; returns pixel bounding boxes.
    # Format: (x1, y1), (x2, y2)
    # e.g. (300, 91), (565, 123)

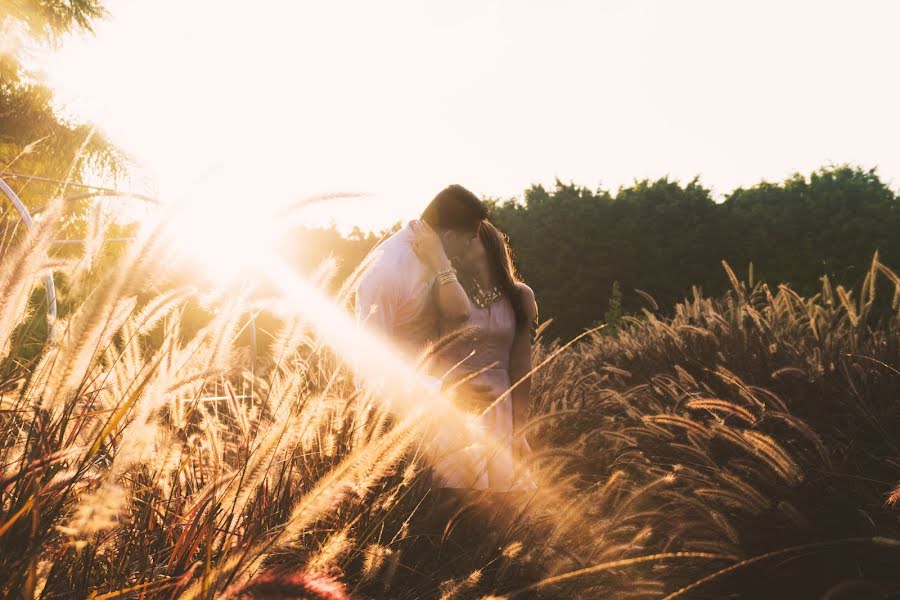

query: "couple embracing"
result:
(355, 184), (537, 493)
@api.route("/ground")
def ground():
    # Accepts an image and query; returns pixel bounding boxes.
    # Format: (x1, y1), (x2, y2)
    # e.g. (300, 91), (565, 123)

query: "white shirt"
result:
(355, 224), (439, 358)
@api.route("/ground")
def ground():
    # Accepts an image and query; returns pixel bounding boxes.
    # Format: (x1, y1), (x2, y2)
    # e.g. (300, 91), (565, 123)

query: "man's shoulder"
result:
(369, 228), (415, 267)
(357, 227), (420, 289)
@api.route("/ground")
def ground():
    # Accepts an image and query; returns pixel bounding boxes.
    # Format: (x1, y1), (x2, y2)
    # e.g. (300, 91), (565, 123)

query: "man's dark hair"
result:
(421, 184), (488, 232)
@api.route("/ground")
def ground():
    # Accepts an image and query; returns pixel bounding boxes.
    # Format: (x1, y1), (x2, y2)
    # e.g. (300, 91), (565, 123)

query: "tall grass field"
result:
(1, 209), (899, 599)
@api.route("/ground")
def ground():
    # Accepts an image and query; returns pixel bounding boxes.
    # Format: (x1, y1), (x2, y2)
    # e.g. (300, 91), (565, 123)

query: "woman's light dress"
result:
(430, 293), (536, 492)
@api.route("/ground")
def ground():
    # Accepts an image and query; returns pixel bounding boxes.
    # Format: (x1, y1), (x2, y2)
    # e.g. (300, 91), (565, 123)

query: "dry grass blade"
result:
(509, 552), (735, 596)
(662, 537), (900, 599)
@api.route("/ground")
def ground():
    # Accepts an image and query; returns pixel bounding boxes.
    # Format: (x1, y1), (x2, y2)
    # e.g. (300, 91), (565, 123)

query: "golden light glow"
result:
(160, 192), (284, 285)
(36, 1), (900, 235)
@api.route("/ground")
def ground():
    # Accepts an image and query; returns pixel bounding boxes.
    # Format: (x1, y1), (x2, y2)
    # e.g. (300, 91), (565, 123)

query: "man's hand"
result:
(409, 219), (451, 273)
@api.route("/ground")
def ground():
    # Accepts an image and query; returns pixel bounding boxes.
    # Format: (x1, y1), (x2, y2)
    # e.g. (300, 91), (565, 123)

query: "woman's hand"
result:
(409, 219), (451, 273)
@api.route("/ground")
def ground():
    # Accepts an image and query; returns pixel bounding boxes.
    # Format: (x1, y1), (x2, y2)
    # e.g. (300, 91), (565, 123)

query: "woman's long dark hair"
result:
(478, 220), (529, 326)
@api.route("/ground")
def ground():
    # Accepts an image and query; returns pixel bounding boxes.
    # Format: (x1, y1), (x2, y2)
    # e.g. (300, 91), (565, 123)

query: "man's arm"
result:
(355, 268), (398, 337)
(356, 267), (445, 396)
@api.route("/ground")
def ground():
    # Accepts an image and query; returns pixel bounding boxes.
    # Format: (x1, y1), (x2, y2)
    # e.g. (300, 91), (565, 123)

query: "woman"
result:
(410, 219), (538, 492)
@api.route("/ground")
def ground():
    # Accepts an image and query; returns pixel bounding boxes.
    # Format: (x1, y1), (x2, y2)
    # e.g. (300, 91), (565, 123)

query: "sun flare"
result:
(4, 1), (900, 597)
(162, 201), (281, 285)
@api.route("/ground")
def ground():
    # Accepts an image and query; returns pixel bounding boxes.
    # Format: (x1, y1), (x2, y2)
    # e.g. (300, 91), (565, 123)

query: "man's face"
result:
(440, 227), (479, 261)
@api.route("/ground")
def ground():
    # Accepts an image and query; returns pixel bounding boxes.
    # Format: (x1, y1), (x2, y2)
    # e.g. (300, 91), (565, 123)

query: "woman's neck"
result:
(472, 263), (493, 288)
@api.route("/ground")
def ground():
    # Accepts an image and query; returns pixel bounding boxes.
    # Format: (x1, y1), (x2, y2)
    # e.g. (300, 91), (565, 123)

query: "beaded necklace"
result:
(467, 278), (503, 308)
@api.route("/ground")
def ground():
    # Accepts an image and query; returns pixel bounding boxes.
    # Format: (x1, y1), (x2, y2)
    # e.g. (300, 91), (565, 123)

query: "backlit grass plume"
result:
(1, 208), (898, 599)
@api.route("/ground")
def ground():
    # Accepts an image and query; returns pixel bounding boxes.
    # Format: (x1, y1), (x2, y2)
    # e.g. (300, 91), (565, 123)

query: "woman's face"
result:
(458, 234), (487, 271)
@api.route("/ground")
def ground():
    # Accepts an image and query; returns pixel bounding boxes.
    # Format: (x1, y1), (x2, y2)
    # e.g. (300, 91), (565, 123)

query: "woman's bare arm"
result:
(409, 220), (471, 326)
(431, 257), (471, 326)
(508, 283), (538, 434)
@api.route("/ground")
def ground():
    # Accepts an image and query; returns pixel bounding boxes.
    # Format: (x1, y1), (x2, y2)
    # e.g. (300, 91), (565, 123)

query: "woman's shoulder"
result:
(515, 281), (534, 299)
(514, 282), (538, 321)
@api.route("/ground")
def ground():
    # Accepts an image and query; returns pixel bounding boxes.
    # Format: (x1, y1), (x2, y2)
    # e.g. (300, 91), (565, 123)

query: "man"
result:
(355, 184), (503, 491)
(355, 184), (487, 360)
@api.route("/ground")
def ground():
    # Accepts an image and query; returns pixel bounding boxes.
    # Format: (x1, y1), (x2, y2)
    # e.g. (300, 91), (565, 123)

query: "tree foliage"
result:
(285, 166), (899, 340)
(1, 0), (119, 210)
(488, 166), (900, 338)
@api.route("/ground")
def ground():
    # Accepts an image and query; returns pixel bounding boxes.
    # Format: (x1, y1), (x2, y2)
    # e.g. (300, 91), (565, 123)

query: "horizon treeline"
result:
(286, 165), (899, 338)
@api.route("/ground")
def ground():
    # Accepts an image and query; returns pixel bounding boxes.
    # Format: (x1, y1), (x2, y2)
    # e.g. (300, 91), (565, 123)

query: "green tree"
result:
(488, 166), (898, 339)
(1, 0), (120, 211)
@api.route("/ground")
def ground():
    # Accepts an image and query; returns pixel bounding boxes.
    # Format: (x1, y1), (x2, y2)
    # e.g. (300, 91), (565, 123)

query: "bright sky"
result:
(37, 0), (900, 231)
